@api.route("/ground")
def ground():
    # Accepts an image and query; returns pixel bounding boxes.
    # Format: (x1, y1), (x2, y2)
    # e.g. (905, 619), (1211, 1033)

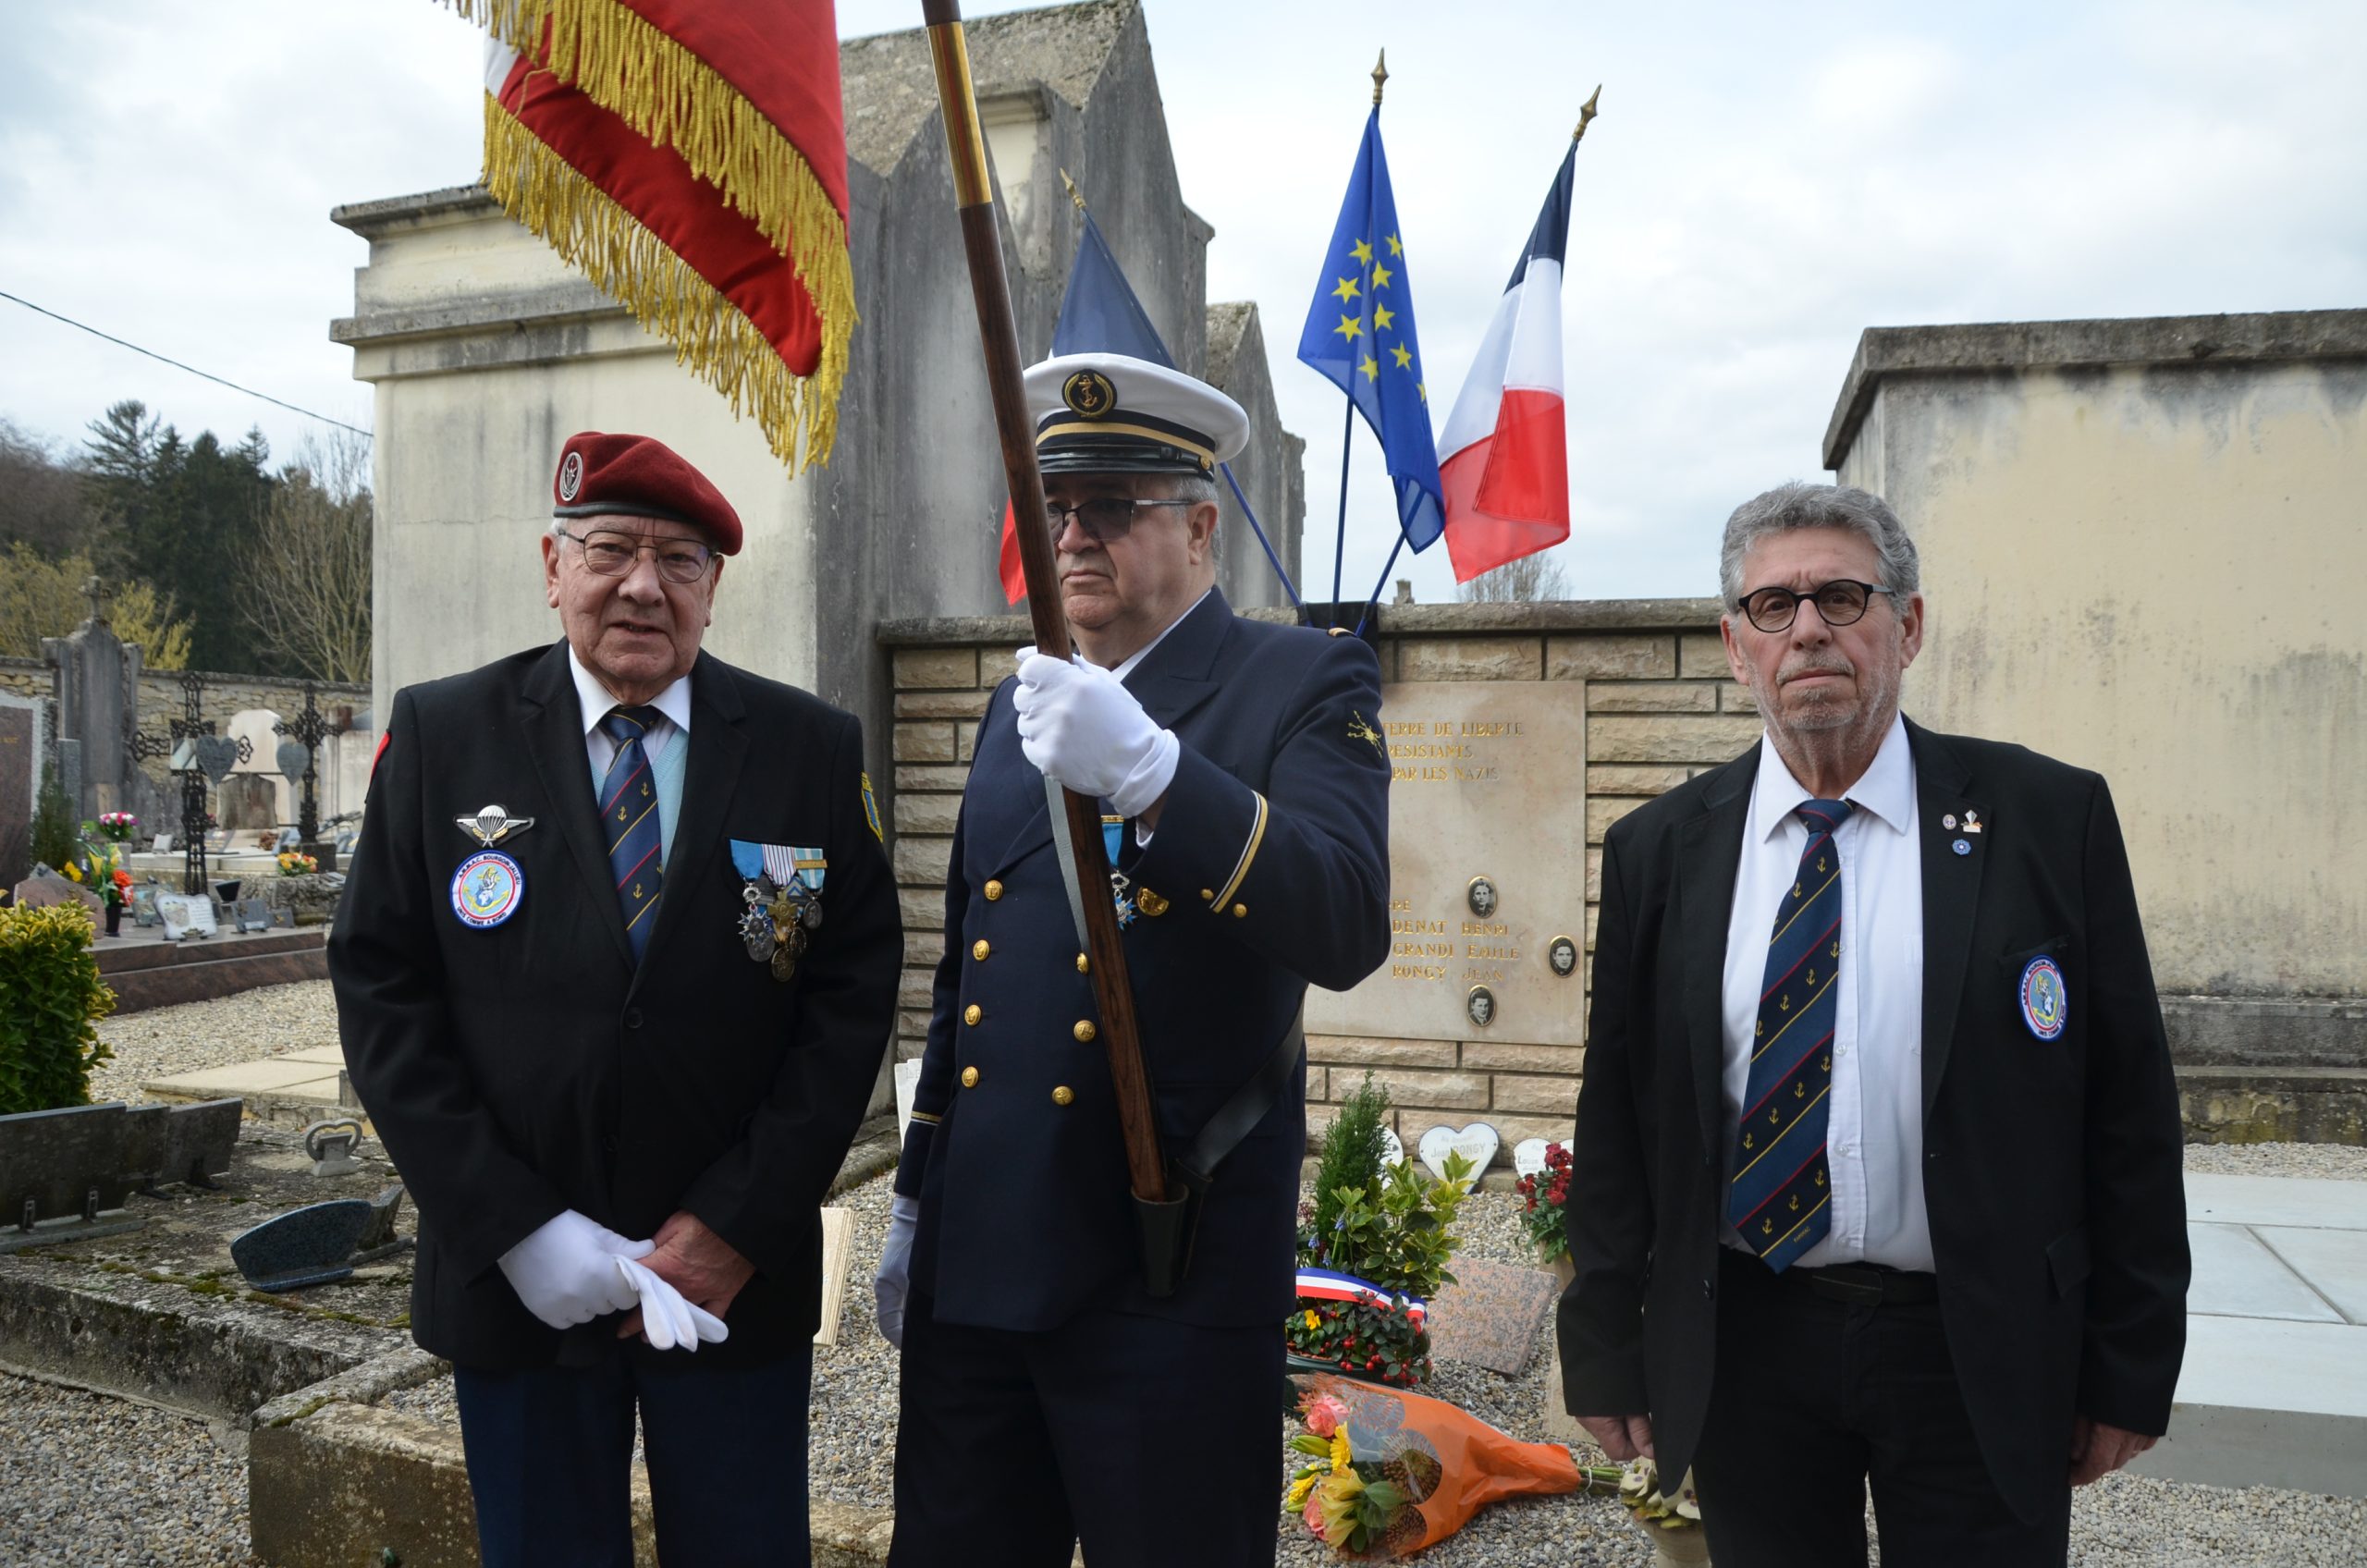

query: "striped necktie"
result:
(600, 705), (665, 963)
(1729, 798), (1852, 1271)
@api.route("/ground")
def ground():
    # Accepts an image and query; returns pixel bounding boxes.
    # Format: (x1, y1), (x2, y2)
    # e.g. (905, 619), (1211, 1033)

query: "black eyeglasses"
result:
(558, 525), (715, 584)
(1735, 579), (1897, 633)
(1044, 496), (1194, 547)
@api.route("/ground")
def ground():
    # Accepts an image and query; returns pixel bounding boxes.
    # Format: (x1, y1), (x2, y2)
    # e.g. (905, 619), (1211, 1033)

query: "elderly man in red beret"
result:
(331, 432), (901, 1568)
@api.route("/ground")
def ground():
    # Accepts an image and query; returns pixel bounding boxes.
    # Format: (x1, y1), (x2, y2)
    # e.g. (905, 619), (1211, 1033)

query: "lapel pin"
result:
(1961, 809), (1982, 834)
(1942, 813), (1957, 830)
(1952, 838), (1972, 856)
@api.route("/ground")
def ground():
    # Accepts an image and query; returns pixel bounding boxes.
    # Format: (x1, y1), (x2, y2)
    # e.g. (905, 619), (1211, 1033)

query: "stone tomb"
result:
(1307, 681), (1588, 1050)
(0, 1096), (243, 1249)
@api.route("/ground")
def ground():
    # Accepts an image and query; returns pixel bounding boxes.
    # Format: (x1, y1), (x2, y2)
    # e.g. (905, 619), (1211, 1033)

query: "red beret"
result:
(552, 431), (742, 556)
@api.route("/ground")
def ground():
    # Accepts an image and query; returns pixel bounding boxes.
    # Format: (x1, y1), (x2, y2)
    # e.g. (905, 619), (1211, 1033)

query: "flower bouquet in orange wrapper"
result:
(1283, 1374), (1585, 1556)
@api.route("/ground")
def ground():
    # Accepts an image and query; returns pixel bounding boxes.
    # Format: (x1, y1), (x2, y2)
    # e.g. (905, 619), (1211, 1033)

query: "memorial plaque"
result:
(1306, 682), (1587, 1046)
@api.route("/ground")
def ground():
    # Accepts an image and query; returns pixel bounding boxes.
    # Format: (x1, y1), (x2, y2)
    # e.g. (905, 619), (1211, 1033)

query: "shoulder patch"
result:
(371, 729), (392, 778)
(860, 771), (883, 843)
(1345, 710), (1386, 759)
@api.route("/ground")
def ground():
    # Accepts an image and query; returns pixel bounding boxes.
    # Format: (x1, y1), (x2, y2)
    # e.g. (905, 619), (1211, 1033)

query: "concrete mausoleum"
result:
(332, 0), (1301, 771)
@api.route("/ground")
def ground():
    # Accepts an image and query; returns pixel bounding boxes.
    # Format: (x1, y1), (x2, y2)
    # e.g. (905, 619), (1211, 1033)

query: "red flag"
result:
(997, 500), (1026, 606)
(1438, 142), (1576, 582)
(456, 0), (856, 469)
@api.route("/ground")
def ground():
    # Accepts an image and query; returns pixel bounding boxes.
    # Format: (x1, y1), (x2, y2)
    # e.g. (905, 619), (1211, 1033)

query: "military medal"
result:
(756, 844), (827, 982)
(458, 803), (535, 848)
(730, 840), (776, 962)
(1101, 816), (1136, 928)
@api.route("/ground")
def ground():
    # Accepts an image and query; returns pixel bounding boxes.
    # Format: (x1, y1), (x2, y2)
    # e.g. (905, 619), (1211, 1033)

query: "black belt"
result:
(1784, 1262), (1939, 1306)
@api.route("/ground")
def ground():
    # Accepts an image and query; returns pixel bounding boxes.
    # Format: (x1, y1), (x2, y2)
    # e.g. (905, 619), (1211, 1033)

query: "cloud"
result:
(2, 0), (2361, 609)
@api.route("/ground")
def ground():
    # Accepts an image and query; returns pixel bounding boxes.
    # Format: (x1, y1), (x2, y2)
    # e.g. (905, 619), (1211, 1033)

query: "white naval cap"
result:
(1022, 352), (1250, 476)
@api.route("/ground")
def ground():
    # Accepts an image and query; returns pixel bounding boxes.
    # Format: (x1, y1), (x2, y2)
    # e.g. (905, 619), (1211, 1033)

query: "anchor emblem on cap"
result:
(458, 804), (535, 848)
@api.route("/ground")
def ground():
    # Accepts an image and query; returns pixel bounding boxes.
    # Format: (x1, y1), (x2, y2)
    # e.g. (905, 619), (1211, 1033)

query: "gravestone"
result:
(0, 1096), (241, 1250)
(230, 1199), (374, 1292)
(1426, 1256), (1562, 1376)
(12, 870), (101, 915)
(356, 1185), (407, 1256)
(218, 774), (276, 832)
(40, 581), (141, 820)
(229, 709), (294, 827)
(303, 1118), (364, 1176)
(236, 896), (274, 934)
(1416, 1121), (1500, 1183)
(0, 696), (38, 888)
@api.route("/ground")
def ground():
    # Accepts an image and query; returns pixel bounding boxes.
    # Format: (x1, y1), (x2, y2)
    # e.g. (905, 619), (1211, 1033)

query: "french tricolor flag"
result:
(1438, 141), (1578, 583)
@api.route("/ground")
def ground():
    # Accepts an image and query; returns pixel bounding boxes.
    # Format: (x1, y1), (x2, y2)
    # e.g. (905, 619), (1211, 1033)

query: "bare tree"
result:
(1456, 551), (1570, 604)
(246, 431), (372, 684)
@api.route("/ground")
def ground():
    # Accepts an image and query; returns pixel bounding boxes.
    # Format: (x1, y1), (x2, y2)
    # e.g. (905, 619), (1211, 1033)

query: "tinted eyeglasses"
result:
(1735, 579), (1897, 633)
(1044, 496), (1194, 547)
(558, 526), (716, 584)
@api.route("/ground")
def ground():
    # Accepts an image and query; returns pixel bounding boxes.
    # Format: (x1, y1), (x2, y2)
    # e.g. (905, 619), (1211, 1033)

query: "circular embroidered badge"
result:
(2018, 955), (2067, 1041)
(558, 449), (583, 502)
(451, 851), (525, 929)
(1061, 368), (1117, 419)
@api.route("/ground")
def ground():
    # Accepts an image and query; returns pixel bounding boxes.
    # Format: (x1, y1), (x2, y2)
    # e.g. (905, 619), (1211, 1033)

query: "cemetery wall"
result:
(877, 598), (1733, 1159)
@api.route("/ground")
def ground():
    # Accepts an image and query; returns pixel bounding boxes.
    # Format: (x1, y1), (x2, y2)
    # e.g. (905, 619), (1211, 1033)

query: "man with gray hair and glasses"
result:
(1557, 482), (2188, 1565)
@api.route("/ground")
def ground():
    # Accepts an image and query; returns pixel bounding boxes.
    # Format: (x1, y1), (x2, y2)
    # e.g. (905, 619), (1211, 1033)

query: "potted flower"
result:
(276, 849), (319, 877)
(1286, 1073), (1474, 1387)
(73, 823), (130, 937)
(95, 811), (140, 842)
(1516, 1139), (1573, 1286)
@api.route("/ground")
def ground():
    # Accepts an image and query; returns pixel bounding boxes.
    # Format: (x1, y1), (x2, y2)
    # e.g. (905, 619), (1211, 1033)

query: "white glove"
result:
(497, 1209), (656, 1329)
(1012, 653), (1179, 819)
(616, 1255), (730, 1352)
(874, 1194), (920, 1349)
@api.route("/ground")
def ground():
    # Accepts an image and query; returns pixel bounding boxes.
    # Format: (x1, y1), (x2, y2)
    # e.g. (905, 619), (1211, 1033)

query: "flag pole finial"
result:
(1060, 166), (1087, 212)
(1371, 49), (1388, 107)
(1574, 85), (1602, 143)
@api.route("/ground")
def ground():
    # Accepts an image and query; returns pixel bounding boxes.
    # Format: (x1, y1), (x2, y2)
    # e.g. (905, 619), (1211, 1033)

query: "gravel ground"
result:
(0, 1376), (257, 1567)
(2182, 1140), (2367, 1180)
(90, 978), (339, 1103)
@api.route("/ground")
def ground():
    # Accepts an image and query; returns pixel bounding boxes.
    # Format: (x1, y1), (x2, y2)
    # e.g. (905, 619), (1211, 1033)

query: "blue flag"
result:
(1296, 108), (1444, 552)
(1051, 212), (1174, 369)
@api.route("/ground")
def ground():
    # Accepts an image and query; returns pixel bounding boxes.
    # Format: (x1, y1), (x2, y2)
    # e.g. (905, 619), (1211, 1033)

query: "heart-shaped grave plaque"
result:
(1512, 1137), (1552, 1179)
(1417, 1121), (1499, 1184)
(191, 735), (240, 784)
(276, 740), (312, 780)
(1379, 1125), (1404, 1167)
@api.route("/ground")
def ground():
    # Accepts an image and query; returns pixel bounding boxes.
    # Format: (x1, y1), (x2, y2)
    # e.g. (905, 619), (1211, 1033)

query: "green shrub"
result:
(30, 766), (79, 874)
(0, 902), (116, 1114)
(1306, 1070), (1391, 1255)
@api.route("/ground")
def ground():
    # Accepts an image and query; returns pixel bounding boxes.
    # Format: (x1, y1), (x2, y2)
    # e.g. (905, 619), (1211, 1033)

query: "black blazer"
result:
(330, 642), (901, 1370)
(896, 590), (1392, 1331)
(1556, 719), (2188, 1524)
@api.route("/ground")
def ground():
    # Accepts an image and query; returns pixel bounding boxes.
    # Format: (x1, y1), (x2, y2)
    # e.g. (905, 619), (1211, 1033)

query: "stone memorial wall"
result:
(878, 598), (1748, 1164)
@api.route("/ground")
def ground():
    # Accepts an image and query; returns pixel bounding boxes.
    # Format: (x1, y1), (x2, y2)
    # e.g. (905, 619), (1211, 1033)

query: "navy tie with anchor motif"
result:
(601, 706), (665, 963)
(1729, 798), (1852, 1270)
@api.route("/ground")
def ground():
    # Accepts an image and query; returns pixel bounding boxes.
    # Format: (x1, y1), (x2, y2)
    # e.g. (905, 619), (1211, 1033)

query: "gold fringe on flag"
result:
(482, 95), (820, 471)
(453, 0), (856, 469)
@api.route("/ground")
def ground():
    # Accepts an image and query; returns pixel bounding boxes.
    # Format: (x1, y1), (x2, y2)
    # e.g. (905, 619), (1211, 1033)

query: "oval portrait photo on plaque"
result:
(1466, 984), (1497, 1029)
(1548, 935), (1577, 977)
(1466, 875), (1499, 919)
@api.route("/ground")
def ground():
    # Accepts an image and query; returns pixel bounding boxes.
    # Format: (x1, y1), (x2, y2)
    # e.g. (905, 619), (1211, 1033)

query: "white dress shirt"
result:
(1718, 714), (1932, 1271)
(570, 645), (692, 776)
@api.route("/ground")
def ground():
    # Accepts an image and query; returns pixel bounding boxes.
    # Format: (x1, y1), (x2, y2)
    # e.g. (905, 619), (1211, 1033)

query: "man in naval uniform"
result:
(876, 353), (1393, 1565)
(330, 432), (901, 1568)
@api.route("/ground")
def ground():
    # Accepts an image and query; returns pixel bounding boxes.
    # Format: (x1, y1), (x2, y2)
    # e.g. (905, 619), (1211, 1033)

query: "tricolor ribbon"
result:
(1294, 1268), (1428, 1329)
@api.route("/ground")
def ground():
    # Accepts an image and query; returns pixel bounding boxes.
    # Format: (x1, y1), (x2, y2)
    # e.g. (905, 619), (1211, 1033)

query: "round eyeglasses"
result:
(1044, 496), (1194, 547)
(1735, 579), (1897, 633)
(558, 525), (716, 584)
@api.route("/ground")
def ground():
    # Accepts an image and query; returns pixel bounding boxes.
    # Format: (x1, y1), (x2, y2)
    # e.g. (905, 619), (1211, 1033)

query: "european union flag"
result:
(1296, 108), (1443, 552)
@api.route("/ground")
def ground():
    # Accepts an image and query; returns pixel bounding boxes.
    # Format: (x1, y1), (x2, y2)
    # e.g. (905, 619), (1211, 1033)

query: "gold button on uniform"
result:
(963, 1004), (982, 1025)
(1232, 903), (1248, 919)
(984, 880), (1004, 901)
(1200, 888), (1214, 901)
(1075, 952), (1089, 974)
(973, 939), (991, 962)
(1051, 1085), (1074, 1107)
(1073, 1021), (1097, 1043)
(961, 1066), (980, 1088)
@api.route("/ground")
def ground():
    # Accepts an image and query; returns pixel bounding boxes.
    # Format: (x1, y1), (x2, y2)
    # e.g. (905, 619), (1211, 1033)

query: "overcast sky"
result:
(3, 0), (2361, 606)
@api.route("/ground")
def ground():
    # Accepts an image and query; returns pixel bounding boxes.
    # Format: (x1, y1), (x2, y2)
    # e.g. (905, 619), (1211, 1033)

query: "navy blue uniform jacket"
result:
(895, 591), (1392, 1331)
(330, 642), (902, 1371)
